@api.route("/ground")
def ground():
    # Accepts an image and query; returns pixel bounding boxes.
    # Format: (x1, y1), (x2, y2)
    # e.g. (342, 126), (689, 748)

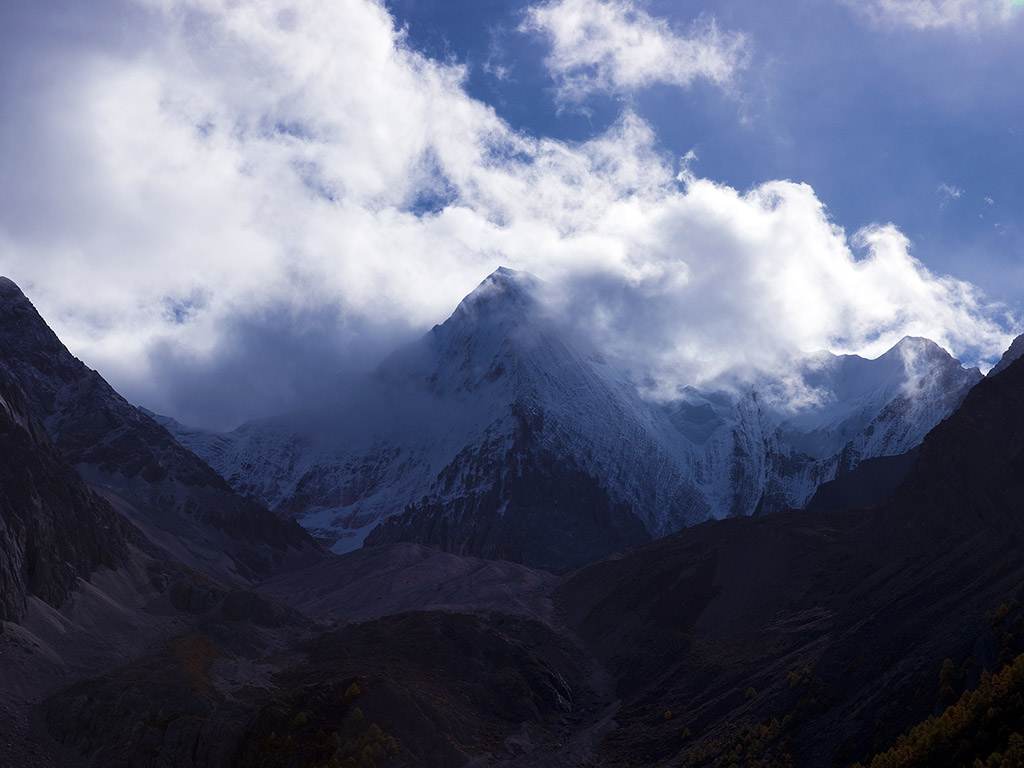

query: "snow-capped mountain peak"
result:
(378, 266), (551, 397)
(448, 266), (540, 322)
(168, 269), (984, 571)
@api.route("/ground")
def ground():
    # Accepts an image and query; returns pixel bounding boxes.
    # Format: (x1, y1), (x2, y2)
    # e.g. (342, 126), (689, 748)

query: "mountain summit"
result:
(377, 265), (550, 397)
(448, 265), (540, 321)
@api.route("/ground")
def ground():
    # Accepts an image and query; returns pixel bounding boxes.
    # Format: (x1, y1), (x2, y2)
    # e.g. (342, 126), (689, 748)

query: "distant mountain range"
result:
(164, 267), (982, 571)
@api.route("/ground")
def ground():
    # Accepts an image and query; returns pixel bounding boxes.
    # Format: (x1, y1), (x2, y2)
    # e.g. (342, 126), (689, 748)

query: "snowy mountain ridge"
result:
(166, 268), (982, 570)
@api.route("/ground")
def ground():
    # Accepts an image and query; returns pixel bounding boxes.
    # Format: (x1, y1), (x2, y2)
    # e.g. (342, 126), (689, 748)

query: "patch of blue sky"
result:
(402, 150), (460, 217)
(291, 160), (341, 204)
(162, 291), (208, 325)
(265, 119), (317, 142)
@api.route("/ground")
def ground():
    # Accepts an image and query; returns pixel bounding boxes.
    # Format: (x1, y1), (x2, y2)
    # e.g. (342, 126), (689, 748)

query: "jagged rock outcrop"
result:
(987, 332), (1024, 377)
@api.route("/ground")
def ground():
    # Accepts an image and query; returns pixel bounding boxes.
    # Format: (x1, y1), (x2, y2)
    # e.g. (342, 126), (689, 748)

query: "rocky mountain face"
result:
(0, 277), (320, 765)
(0, 366), (129, 622)
(0, 278), (321, 585)
(0, 276), (595, 768)
(171, 268), (981, 572)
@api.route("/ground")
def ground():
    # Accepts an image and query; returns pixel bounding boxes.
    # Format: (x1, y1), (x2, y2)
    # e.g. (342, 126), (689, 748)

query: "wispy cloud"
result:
(845, 0), (1016, 30)
(938, 182), (964, 207)
(521, 0), (750, 103)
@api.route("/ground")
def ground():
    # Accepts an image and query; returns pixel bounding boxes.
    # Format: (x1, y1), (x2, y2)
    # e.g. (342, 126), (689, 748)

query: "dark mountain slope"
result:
(365, 425), (653, 573)
(0, 277), (321, 584)
(855, 642), (1024, 768)
(0, 278), (594, 768)
(891, 336), (1024, 534)
(5, 272), (1024, 768)
(805, 449), (919, 511)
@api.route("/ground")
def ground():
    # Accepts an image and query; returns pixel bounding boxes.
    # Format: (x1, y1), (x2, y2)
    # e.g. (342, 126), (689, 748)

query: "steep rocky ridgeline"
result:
(888, 331), (1024, 535)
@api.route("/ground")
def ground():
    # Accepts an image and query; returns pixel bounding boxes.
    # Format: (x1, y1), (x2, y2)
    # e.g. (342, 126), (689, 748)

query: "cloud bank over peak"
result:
(0, 0), (1014, 429)
(548, 176), (1010, 395)
(522, 0), (750, 102)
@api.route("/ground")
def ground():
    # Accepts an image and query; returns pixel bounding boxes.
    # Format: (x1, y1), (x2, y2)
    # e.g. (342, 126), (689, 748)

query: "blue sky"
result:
(0, 0), (1021, 428)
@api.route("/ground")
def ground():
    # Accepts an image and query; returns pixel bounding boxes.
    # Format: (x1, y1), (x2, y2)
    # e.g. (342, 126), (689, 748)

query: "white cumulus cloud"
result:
(521, 0), (750, 102)
(547, 175), (1011, 391)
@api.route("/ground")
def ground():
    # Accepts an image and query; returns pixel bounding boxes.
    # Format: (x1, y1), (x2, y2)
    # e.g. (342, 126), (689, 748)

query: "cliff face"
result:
(0, 367), (129, 622)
